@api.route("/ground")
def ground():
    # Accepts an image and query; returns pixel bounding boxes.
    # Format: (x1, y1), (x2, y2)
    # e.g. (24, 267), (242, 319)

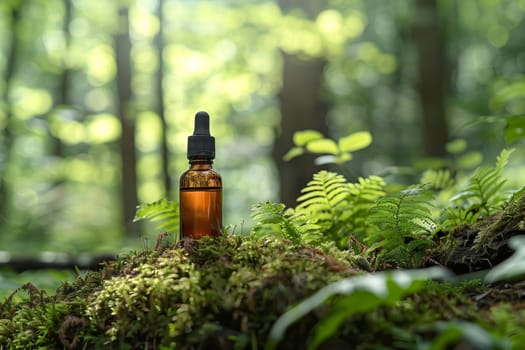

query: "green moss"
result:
(0, 234), (360, 349)
(1, 233), (524, 349)
(434, 193), (525, 274)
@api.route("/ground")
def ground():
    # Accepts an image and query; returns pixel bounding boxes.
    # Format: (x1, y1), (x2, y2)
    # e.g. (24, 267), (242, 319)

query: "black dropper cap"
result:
(187, 111), (215, 159)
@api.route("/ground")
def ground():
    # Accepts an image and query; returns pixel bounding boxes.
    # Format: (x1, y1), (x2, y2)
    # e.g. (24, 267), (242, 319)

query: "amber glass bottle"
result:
(179, 111), (222, 239)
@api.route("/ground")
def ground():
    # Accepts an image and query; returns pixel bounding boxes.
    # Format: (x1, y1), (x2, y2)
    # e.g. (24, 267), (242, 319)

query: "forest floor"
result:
(1, 196), (525, 349)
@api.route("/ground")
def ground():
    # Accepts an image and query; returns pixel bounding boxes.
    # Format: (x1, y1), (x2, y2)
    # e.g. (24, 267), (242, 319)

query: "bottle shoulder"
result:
(180, 167), (222, 188)
(180, 167), (221, 178)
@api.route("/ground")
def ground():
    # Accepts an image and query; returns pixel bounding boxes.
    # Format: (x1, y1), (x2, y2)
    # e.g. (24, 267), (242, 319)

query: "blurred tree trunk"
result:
(52, 0), (72, 159)
(115, 5), (139, 236)
(413, 0), (448, 157)
(273, 0), (329, 207)
(0, 2), (23, 221)
(155, 0), (172, 198)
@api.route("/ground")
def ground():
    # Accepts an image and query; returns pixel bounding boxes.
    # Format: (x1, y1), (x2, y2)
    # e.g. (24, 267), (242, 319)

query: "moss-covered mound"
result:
(434, 193), (525, 274)
(1, 233), (524, 349)
(0, 235), (360, 349)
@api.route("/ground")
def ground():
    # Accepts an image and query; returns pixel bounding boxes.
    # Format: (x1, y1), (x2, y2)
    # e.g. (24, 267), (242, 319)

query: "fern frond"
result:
(439, 207), (480, 231)
(496, 148), (513, 169)
(451, 148), (514, 216)
(348, 175), (386, 202)
(295, 170), (361, 248)
(251, 202), (287, 224)
(366, 187), (435, 268)
(420, 168), (454, 190)
(510, 186), (525, 202)
(134, 199), (179, 233)
(369, 187), (435, 236)
(296, 171), (349, 215)
(370, 238), (427, 268)
(250, 202), (322, 245)
(295, 172), (387, 248)
(295, 171), (350, 238)
(283, 208), (324, 245)
(342, 176), (387, 238)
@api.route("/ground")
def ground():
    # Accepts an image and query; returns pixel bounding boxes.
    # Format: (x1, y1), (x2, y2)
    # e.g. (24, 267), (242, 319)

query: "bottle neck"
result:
(188, 157), (213, 169)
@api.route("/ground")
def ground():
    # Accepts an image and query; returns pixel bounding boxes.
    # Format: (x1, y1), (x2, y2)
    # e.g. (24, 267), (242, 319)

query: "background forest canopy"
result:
(0, 0), (525, 255)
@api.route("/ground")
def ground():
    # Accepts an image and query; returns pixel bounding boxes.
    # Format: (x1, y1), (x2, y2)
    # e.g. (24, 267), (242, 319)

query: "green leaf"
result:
(265, 267), (450, 350)
(496, 148), (513, 168)
(335, 152), (352, 164)
(283, 146), (304, 161)
(485, 236), (525, 283)
(457, 151), (483, 169)
(451, 149), (513, 219)
(305, 138), (339, 155)
(134, 199), (179, 232)
(505, 116), (525, 144)
(250, 201), (321, 244)
(420, 169), (454, 190)
(456, 113), (525, 146)
(293, 130), (324, 146)
(366, 186), (435, 262)
(430, 321), (511, 350)
(445, 138), (467, 154)
(338, 131), (372, 152)
(308, 291), (384, 348)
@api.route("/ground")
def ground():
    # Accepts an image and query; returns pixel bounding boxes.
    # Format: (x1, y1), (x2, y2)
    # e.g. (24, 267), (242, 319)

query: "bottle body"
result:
(179, 159), (222, 239)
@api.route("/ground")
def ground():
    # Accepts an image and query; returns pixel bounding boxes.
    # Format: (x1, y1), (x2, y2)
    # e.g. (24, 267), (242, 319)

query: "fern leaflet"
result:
(420, 168), (454, 190)
(343, 175), (386, 237)
(296, 171), (349, 225)
(450, 148), (514, 216)
(295, 171), (350, 246)
(134, 199), (179, 233)
(250, 202), (322, 245)
(294, 171), (387, 247)
(440, 207), (480, 230)
(366, 187), (435, 268)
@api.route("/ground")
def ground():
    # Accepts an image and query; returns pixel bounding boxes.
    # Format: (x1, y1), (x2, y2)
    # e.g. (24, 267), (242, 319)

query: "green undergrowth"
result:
(0, 234), (360, 349)
(1, 233), (524, 349)
(338, 279), (525, 349)
(3, 145), (525, 349)
(434, 192), (525, 273)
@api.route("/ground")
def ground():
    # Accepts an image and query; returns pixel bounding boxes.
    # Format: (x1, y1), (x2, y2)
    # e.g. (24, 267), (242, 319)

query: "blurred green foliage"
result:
(267, 267), (450, 350)
(1, 0), (525, 255)
(284, 129), (372, 165)
(0, 269), (75, 300)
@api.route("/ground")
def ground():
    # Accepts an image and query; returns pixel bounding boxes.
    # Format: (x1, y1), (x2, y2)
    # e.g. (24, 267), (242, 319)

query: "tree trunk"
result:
(273, 55), (329, 207)
(0, 2), (23, 221)
(52, 0), (72, 158)
(274, 0), (329, 207)
(413, 0), (448, 157)
(115, 5), (139, 236)
(155, 0), (172, 198)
